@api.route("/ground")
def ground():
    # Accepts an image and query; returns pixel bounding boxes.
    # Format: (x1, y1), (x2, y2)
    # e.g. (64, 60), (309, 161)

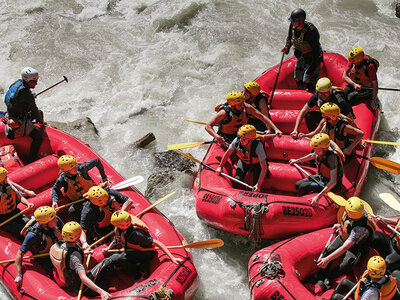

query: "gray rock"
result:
(396, 1), (400, 18)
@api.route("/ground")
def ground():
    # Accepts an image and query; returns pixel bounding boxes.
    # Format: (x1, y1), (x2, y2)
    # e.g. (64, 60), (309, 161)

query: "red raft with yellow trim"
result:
(192, 52), (380, 239)
(0, 124), (198, 299)
(247, 227), (380, 300)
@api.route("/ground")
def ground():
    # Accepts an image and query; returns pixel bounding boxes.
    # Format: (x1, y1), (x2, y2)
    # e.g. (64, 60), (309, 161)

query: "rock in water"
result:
(396, 1), (400, 18)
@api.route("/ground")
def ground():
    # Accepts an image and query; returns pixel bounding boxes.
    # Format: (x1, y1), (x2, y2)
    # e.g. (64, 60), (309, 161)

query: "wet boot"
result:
(28, 128), (42, 163)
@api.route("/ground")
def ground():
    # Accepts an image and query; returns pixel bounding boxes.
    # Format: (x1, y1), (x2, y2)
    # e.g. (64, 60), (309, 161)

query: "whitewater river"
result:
(0, 0), (399, 299)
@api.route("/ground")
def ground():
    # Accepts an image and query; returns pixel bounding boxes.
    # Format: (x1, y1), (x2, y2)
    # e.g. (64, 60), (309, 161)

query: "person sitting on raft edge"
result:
(216, 124), (268, 192)
(289, 133), (344, 206)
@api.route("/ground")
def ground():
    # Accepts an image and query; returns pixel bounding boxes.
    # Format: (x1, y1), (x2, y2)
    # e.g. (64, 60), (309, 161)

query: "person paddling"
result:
(216, 124), (268, 192)
(243, 81), (271, 132)
(281, 8), (322, 91)
(14, 206), (63, 289)
(101, 210), (182, 280)
(205, 90), (282, 146)
(289, 133), (344, 205)
(302, 102), (364, 157)
(291, 77), (353, 138)
(4, 67), (45, 163)
(343, 47), (379, 109)
(0, 167), (34, 237)
(52, 155), (109, 220)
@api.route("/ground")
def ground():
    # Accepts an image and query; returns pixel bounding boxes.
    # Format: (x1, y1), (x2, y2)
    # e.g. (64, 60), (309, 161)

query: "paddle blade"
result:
(327, 192), (347, 206)
(379, 193), (400, 213)
(363, 140), (400, 146)
(361, 200), (374, 217)
(184, 239), (224, 249)
(112, 176), (144, 190)
(369, 157), (400, 174)
(168, 141), (212, 151)
(175, 150), (201, 164)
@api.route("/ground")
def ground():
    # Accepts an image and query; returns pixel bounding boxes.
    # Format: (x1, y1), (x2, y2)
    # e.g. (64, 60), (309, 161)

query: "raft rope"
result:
(245, 202), (269, 241)
(258, 260), (284, 280)
(151, 286), (171, 300)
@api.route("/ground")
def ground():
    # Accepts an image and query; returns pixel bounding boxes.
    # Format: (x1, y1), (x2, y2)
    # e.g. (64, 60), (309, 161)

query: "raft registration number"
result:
(282, 206), (312, 217)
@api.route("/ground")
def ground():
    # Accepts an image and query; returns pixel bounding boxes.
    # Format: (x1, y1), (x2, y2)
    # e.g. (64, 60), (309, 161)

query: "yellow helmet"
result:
(367, 256), (386, 278)
(316, 77), (332, 94)
(348, 47), (364, 63)
(226, 90), (244, 106)
(87, 186), (109, 206)
(111, 210), (132, 230)
(238, 124), (257, 140)
(320, 102), (340, 120)
(34, 206), (56, 224)
(244, 81), (261, 96)
(62, 221), (82, 242)
(57, 155), (77, 172)
(310, 133), (330, 149)
(345, 197), (365, 219)
(0, 167), (8, 182)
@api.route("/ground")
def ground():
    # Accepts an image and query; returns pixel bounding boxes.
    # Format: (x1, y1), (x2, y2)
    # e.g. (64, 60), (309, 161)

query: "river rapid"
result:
(0, 0), (399, 299)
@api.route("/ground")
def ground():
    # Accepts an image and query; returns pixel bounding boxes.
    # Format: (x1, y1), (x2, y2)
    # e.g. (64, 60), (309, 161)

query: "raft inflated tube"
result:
(269, 89), (312, 110)
(270, 110), (308, 134)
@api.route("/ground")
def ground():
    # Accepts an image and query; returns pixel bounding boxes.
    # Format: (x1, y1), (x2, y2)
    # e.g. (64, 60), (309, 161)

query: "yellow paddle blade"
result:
(369, 157), (400, 174)
(168, 141), (209, 151)
(379, 193), (400, 213)
(184, 119), (207, 125)
(182, 239), (224, 249)
(175, 150), (201, 164)
(327, 192), (348, 206)
(361, 200), (374, 217)
(136, 191), (176, 217)
(363, 140), (400, 146)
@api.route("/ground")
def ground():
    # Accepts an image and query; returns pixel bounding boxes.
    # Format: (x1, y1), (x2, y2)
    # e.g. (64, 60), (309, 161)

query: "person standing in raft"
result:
(4, 67), (45, 163)
(50, 222), (112, 300)
(302, 103), (364, 157)
(205, 90), (282, 146)
(343, 47), (379, 109)
(316, 198), (375, 287)
(101, 210), (182, 280)
(79, 186), (133, 247)
(0, 167), (35, 237)
(291, 77), (353, 138)
(216, 124), (268, 192)
(52, 155), (109, 220)
(281, 8), (322, 91)
(329, 255), (399, 300)
(289, 133), (344, 206)
(14, 206), (64, 289)
(243, 81), (271, 132)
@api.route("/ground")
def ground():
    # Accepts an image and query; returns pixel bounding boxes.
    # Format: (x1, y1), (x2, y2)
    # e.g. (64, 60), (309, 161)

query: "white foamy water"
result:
(0, 0), (399, 299)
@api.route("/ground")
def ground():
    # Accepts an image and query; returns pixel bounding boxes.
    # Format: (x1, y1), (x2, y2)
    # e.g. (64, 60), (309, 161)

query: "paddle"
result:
(315, 228), (337, 263)
(111, 175), (144, 190)
(379, 193), (400, 213)
(168, 141), (215, 151)
(269, 52), (285, 107)
(107, 238), (224, 253)
(355, 154), (400, 174)
(77, 252), (91, 300)
(342, 283), (357, 300)
(184, 119), (207, 125)
(363, 140), (400, 146)
(364, 87), (400, 92)
(293, 163), (324, 188)
(0, 207), (31, 227)
(136, 192), (176, 218)
(175, 150), (254, 190)
(35, 76), (68, 97)
(327, 192), (348, 207)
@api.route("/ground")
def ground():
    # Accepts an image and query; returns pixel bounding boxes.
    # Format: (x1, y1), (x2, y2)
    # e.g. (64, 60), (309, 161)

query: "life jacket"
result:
(355, 270), (397, 300)
(235, 138), (265, 165)
(291, 21), (315, 54)
(0, 183), (18, 215)
(324, 116), (351, 149)
(316, 148), (344, 180)
(217, 104), (248, 135)
(20, 219), (62, 254)
(115, 216), (150, 250)
(339, 210), (375, 242)
(4, 80), (24, 110)
(61, 165), (94, 201)
(49, 241), (83, 291)
(348, 55), (379, 88)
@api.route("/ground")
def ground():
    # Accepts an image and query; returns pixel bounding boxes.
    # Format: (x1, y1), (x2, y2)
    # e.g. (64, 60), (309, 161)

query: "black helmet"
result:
(288, 8), (306, 22)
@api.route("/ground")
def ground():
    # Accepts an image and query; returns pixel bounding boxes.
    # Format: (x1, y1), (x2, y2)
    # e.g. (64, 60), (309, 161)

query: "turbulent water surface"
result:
(0, 0), (399, 299)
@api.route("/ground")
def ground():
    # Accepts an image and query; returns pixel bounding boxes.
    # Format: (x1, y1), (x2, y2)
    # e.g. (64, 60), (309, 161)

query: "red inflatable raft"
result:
(0, 124), (199, 299)
(192, 52), (380, 239)
(248, 227), (379, 300)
